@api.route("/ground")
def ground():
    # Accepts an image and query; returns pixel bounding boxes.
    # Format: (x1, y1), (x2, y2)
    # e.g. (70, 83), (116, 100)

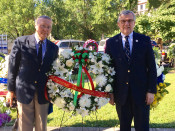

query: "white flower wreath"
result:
(46, 46), (116, 117)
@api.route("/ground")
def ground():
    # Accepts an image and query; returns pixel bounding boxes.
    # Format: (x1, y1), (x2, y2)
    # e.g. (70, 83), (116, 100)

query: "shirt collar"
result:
(121, 32), (133, 39)
(35, 33), (46, 44)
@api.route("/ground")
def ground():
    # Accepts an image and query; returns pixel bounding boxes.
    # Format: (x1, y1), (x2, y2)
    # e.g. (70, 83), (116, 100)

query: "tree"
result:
(135, 0), (175, 42)
(34, 0), (67, 40)
(147, 0), (171, 10)
(0, 0), (35, 39)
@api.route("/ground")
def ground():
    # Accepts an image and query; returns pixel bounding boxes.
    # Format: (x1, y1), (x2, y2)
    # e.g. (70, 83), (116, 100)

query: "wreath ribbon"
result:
(44, 75), (109, 102)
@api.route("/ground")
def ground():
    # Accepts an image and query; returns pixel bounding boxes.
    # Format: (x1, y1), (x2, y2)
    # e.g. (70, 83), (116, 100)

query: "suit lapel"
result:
(116, 34), (128, 64)
(28, 34), (38, 64)
(130, 32), (139, 65)
(41, 39), (53, 69)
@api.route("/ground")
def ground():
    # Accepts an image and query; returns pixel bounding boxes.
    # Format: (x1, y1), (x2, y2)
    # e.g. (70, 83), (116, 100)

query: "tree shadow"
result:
(49, 119), (119, 131)
(69, 119), (119, 127)
(150, 121), (175, 128)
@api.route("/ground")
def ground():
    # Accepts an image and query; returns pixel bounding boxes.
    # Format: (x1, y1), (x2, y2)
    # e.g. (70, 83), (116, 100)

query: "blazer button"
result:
(126, 82), (128, 85)
(35, 81), (37, 84)
(38, 69), (40, 72)
(128, 70), (130, 73)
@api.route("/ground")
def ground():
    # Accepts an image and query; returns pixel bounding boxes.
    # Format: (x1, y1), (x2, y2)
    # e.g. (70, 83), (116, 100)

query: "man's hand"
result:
(146, 92), (154, 105)
(6, 91), (15, 107)
(108, 93), (115, 105)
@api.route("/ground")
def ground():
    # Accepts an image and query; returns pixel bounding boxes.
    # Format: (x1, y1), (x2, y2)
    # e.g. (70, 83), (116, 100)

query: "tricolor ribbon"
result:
(45, 75), (109, 102)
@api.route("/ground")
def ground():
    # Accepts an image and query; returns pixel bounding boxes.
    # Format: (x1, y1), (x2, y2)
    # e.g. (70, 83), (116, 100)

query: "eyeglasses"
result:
(120, 19), (134, 24)
(40, 25), (52, 30)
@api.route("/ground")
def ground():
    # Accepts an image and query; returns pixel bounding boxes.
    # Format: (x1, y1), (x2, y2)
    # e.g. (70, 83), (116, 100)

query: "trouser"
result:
(17, 93), (49, 131)
(116, 92), (150, 131)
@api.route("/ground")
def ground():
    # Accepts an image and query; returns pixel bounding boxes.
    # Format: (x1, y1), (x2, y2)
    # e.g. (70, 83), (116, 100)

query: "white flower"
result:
(162, 74), (165, 81)
(90, 61), (104, 74)
(98, 88), (101, 91)
(54, 64), (68, 76)
(79, 95), (91, 108)
(107, 67), (115, 76)
(61, 50), (72, 59)
(70, 52), (74, 56)
(47, 82), (60, 96)
(6, 109), (11, 115)
(95, 75), (107, 87)
(97, 98), (109, 107)
(0, 97), (5, 102)
(54, 97), (66, 108)
(102, 54), (110, 63)
(52, 59), (61, 67)
(60, 89), (73, 98)
(76, 108), (89, 117)
(62, 108), (69, 112)
(157, 64), (164, 77)
(89, 52), (94, 59)
(68, 102), (75, 111)
(79, 47), (83, 50)
(66, 58), (74, 67)
(105, 84), (112, 92)
(93, 52), (97, 55)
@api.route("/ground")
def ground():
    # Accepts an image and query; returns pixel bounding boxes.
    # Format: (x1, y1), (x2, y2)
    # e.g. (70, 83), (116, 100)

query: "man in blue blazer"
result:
(6, 16), (58, 131)
(105, 10), (157, 131)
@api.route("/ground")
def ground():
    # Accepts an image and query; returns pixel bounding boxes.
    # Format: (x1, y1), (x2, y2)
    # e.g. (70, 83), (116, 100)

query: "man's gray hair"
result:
(117, 10), (136, 22)
(35, 15), (52, 24)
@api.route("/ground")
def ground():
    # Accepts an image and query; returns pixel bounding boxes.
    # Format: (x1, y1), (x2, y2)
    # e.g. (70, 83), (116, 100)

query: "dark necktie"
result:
(38, 41), (43, 67)
(125, 36), (130, 63)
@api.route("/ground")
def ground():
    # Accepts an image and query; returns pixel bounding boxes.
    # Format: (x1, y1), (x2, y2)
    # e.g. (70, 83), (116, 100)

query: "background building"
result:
(138, 0), (148, 14)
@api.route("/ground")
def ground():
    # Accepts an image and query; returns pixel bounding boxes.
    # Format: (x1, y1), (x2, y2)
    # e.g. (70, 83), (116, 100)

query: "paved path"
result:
(0, 127), (175, 131)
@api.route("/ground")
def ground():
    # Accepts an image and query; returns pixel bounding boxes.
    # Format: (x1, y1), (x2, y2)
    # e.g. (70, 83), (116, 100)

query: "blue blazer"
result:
(7, 34), (58, 104)
(105, 32), (157, 105)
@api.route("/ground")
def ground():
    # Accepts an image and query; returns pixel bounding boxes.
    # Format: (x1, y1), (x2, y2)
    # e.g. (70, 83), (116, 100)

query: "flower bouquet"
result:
(0, 97), (11, 127)
(150, 61), (169, 109)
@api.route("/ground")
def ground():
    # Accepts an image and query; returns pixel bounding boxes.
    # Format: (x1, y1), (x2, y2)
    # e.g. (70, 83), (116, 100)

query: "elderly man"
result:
(106, 10), (157, 131)
(6, 16), (58, 131)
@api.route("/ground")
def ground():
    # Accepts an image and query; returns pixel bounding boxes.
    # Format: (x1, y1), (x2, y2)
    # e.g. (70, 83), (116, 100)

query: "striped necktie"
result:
(38, 41), (43, 67)
(125, 36), (130, 63)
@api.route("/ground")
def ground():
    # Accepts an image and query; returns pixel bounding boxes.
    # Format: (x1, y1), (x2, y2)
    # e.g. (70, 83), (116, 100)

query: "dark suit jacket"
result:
(105, 32), (157, 106)
(7, 34), (58, 104)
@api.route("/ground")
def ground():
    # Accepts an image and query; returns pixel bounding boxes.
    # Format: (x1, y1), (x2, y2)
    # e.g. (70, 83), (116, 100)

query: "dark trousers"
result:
(116, 91), (150, 131)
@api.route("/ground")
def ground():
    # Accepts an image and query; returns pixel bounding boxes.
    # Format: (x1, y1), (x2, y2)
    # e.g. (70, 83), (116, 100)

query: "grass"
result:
(47, 67), (175, 128)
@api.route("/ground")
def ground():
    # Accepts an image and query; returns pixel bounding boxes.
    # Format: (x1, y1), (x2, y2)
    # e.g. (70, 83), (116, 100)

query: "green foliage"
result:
(147, 0), (171, 10)
(167, 45), (175, 59)
(135, 0), (175, 42)
(153, 47), (161, 61)
(0, 0), (139, 41)
(0, 0), (35, 39)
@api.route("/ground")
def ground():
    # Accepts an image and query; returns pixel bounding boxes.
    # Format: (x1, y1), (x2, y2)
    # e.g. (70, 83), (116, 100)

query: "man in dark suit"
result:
(105, 10), (157, 131)
(6, 16), (58, 131)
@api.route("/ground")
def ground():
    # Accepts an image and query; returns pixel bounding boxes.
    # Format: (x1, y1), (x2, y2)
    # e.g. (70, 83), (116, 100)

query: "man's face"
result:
(117, 13), (135, 36)
(35, 18), (52, 41)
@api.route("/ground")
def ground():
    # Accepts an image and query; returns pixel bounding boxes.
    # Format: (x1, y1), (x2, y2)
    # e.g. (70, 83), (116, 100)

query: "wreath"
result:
(46, 40), (116, 117)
